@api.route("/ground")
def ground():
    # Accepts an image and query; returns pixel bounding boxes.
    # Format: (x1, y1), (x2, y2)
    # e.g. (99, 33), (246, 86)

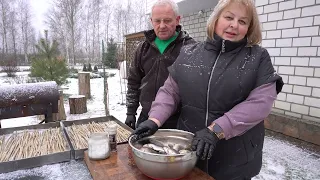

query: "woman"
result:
(132, 0), (283, 179)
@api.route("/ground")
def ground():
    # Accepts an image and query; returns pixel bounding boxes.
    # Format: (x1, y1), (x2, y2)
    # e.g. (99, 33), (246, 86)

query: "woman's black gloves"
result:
(191, 128), (220, 160)
(131, 119), (159, 140)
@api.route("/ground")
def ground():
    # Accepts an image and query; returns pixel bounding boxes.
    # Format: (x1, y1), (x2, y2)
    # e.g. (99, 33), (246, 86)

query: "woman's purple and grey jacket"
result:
(149, 34), (283, 179)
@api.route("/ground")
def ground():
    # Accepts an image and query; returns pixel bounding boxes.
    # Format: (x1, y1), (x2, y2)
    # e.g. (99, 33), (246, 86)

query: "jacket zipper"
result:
(205, 40), (225, 126)
(204, 39), (225, 174)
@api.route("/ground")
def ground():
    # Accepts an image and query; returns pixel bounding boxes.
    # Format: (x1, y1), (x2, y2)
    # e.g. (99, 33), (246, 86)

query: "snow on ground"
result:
(0, 69), (136, 128)
(0, 70), (319, 179)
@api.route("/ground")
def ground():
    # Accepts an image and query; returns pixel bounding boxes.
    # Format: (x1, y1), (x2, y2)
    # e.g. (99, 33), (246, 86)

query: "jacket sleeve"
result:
(126, 43), (144, 115)
(254, 48), (283, 94)
(149, 75), (181, 125)
(215, 82), (277, 140)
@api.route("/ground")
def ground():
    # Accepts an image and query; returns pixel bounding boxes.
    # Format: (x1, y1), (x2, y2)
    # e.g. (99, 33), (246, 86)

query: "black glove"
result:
(131, 119), (159, 141)
(191, 128), (219, 160)
(125, 115), (136, 130)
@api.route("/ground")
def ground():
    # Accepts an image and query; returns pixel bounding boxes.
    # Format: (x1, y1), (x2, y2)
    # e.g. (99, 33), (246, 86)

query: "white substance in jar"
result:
(88, 132), (110, 160)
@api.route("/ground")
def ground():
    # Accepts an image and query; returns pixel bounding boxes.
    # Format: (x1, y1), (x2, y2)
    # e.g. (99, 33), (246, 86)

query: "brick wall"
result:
(180, 8), (213, 41)
(180, 0), (320, 124)
(256, 0), (320, 123)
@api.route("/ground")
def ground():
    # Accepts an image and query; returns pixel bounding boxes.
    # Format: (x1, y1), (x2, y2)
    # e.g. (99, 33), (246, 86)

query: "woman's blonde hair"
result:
(207, 0), (262, 46)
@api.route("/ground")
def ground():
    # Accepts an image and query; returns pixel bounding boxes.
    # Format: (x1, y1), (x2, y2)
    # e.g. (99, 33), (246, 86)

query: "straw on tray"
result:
(66, 121), (131, 150)
(0, 128), (68, 163)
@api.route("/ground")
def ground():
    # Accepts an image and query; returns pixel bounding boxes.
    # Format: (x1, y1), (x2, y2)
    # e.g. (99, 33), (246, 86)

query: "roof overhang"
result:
(146, 0), (219, 16)
(177, 0), (218, 16)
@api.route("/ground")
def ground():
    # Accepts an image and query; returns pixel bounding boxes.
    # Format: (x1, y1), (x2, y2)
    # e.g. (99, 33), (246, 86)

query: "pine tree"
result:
(83, 63), (87, 71)
(93, 65), (98, 72)
(88, 63), (93, 71)
(30, 30), (69, 85)
(104, 38), (117, 68)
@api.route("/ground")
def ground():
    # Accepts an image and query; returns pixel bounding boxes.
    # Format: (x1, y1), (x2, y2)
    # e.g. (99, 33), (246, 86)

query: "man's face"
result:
(151, 4), (180, 40)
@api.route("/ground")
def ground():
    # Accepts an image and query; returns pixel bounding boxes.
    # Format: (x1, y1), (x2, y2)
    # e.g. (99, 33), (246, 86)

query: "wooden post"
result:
(69, 95), (87, 114)
(104, 77), (109, 115)
(78, 72), (91, 99)
(53, 90), (66, 121)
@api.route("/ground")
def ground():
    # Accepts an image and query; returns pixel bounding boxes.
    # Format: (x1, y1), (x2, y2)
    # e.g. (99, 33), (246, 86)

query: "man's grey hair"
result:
(150, 0), (179, 17)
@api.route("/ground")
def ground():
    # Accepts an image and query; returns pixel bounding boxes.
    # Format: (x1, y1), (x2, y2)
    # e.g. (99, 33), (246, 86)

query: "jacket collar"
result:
(144, 25), (185, 43)
(205, 34), (247, 53)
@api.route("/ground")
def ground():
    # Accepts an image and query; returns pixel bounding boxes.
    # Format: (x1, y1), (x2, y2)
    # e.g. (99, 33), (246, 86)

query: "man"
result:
(125, 0), (195, 130)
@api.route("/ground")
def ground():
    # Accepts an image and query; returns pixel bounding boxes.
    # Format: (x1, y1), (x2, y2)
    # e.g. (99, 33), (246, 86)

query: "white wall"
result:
(255, 0), (320, 122)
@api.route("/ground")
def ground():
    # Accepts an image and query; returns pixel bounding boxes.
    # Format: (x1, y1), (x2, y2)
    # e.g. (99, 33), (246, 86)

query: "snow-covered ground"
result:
(0, 70), (319, 180)
(0, 69), (136, 128)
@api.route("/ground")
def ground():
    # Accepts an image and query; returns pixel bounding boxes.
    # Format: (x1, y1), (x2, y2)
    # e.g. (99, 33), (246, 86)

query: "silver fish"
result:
(172, 144), (184, 152)
(163, 146), (179, 155)
(140, 147), (158, 154)
(143, 143), (166, 154)
(178, 149), (191, 154)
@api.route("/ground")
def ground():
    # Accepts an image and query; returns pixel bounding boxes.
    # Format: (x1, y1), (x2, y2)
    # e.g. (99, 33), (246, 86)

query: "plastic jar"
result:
(88, 132), (110, 160)
(107, 123), (117, 152)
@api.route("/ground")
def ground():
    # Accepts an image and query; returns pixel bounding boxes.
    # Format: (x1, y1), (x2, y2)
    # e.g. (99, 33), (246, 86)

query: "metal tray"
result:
(0, 122), (72, 174)
(61, 116), (133, 159)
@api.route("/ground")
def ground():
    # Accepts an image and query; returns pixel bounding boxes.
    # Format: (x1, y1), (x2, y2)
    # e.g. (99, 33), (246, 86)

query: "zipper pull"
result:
(221, 40), (225, 53)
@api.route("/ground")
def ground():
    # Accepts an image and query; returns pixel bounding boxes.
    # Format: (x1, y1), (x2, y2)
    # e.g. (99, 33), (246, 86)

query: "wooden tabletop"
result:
(84, 144), (214, 180)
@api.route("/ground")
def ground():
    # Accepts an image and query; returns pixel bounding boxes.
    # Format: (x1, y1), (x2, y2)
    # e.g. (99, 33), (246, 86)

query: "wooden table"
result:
(84, 144), (214, 180)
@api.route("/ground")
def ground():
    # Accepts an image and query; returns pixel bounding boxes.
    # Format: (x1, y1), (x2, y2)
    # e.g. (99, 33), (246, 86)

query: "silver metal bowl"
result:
(128, 129), (198, 179)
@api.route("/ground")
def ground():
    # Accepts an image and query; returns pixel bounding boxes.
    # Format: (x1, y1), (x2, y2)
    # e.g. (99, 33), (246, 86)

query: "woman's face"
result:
(215, 3), (250, 42)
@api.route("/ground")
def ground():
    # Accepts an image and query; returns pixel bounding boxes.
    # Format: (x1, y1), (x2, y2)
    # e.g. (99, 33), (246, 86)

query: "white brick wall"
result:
(279, 1), (295, 11)
(259, 0), (320, 122)
(180, 0), (320, 123)
(297, 0), (316, 7)
(293, 85), (312, 95)
(180, 8), (213, 41)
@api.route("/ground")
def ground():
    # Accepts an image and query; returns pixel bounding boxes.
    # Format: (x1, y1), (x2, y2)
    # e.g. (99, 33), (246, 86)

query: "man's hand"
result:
(125, 115), (136, 130)
(131, 119), (159, 141)
(191, 128), (219, 160)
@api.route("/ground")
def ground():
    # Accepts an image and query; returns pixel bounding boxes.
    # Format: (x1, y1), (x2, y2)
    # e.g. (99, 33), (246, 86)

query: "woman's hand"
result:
(191, 128), (220, 160)
(131, 119), (159, 141)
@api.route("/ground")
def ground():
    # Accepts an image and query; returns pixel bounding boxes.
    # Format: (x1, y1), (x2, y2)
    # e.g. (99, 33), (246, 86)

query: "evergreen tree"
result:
(104, 38), (117, 68)
(83, 63), (87, 71)
(88, 63), (93, 71)
(93, 65), (98, 72)
(30, 30), (69, 85)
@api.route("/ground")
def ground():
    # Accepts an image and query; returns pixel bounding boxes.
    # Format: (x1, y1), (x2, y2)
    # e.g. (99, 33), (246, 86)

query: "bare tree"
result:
(8, 11), (18, 61)
(45, 5), (69, 63)
(103, 1), (112, 43)
(50, 0), (83, 65)
(0, 0), (10, 54)
(83, 3), (91, 63)
(17, 0), (33, 63)
(135, 0), (148, 31)
(122, 0), (132, 36)
(113, 3), (123, 42)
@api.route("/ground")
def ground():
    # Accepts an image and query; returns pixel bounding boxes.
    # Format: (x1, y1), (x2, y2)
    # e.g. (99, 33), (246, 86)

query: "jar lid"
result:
(90, 132), (109, 139)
